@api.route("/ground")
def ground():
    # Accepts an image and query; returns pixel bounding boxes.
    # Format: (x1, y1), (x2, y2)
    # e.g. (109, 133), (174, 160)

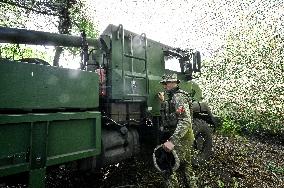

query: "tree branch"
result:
(0, 0), (60, 16)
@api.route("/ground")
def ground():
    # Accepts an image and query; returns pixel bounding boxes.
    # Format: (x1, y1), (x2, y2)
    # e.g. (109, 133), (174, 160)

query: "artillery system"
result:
(0, 24), (216, 187)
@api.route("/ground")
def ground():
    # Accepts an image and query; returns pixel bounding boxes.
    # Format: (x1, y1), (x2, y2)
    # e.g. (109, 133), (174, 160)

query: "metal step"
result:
(124, 53), (146, 61)
(125, 73), (147, 79)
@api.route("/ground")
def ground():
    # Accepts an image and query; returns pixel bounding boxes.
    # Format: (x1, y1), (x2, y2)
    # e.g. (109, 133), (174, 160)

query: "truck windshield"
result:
(164, 56), (181, 72)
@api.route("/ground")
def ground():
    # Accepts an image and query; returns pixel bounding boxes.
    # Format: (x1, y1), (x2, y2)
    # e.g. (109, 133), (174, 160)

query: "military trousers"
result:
(164, 129), (197, 188)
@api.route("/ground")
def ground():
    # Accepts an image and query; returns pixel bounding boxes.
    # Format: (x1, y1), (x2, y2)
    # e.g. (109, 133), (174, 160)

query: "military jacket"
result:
(161, 88), (193, 147)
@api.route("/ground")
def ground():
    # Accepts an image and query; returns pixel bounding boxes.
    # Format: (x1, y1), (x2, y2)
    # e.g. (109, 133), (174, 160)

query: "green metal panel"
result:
(102, 24), (203, 114)
(176, 73), (203, 101)
(29, 168), (46, 188)
(147, 76), (164, 116)
(104, 25), (178, 103)
(30, 122), (47, 169)
(46, 117), (101, 166)
(179, 81), (203, 101)
(0, 122), (30, 176)
(0, 122), (30, 164)
(147, 40), (166, 76)
(0, 111), (101, 179)
(145, 40), (168, 115)
(0, 60), (99, 110)
(0, 164), (29, 177)
(110, 26), (148, 101)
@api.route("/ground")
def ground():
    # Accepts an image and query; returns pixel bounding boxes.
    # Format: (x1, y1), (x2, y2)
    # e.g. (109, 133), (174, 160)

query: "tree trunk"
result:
(53, 0), (73, 66)
(53, 46), (63, 67)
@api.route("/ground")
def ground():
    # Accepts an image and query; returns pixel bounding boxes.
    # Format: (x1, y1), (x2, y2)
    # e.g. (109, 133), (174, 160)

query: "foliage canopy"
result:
(200, 1), (283, 135)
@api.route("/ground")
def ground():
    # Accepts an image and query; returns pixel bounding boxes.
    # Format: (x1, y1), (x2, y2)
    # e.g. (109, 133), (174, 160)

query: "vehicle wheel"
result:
(192, 118), (213, 167)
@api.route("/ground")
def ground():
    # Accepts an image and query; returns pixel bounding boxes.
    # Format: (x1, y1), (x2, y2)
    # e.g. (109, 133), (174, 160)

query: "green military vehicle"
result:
(0, 24), (215, 187)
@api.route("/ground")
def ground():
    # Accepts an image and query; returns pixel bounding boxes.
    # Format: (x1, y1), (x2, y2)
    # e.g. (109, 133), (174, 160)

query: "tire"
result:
(192, 118), (213, 167)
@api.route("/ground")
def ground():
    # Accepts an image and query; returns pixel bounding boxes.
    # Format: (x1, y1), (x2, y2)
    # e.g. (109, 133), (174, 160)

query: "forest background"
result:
(0, 0), (283, 137)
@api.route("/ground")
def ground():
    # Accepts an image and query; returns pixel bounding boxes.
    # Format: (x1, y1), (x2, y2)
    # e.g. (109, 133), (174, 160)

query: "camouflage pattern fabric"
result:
(163, 89), (198, 188)
(160, 73), (180, 83)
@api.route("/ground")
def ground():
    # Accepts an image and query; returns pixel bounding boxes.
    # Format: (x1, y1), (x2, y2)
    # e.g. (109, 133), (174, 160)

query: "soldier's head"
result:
(160, 73), (180, 91)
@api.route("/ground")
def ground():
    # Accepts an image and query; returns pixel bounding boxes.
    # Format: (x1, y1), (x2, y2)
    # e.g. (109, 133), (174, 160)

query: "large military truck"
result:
(0, 24), (215, 187)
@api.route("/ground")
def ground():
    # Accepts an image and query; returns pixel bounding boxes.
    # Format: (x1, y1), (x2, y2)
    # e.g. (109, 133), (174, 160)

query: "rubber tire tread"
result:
(192, 118), (213, 167)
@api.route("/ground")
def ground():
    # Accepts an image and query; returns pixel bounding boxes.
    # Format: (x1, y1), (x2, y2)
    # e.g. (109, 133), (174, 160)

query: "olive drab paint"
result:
(0, 24), (215, 187)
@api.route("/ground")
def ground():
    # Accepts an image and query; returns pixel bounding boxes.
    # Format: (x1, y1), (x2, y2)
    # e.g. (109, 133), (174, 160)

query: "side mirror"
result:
(193, 51), (201, 72)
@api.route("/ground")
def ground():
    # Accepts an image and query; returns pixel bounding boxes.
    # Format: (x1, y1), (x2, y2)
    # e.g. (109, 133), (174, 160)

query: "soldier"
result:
(158, 73), (197, 188)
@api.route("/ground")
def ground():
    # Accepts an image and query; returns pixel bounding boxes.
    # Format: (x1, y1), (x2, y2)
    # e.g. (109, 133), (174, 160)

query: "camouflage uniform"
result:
(160, 74), (197, 188)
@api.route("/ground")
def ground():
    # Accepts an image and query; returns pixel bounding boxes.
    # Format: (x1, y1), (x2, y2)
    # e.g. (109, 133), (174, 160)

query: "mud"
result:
(1, 132), (283, 188)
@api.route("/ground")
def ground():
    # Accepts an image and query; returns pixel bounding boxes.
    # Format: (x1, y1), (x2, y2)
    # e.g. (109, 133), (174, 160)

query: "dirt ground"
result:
(196, 133), (284, 188)
(1, 132), (283, 188)
(84, 133), (284, 188)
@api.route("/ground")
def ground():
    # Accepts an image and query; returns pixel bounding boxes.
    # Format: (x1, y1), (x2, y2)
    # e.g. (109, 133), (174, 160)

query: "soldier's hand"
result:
(163, 141), (175, 152)
(158, 92), (165, 102)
